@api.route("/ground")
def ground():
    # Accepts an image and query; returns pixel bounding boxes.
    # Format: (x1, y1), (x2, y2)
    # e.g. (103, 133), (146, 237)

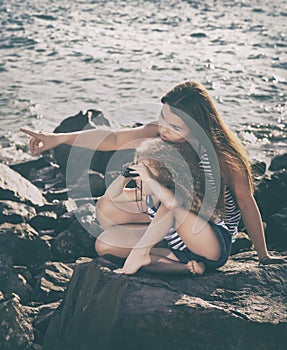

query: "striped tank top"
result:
(198, 152), (241, 239)
(145, 152), (241, 252)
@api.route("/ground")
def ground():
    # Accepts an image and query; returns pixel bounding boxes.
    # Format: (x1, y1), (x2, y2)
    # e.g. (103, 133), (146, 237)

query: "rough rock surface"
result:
(0, 292), (35, 350)
(0, 223), (52, 266)
(0, 163), (46, 207)
(43, 256), (287, 350)
(269, 153), (287, 171)
(0, 200), (36, 225)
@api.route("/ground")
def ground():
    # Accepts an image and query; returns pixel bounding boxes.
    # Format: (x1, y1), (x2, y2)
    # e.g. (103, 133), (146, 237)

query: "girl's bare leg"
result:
(96, 196), (150, 230)
(96, 227), (204, 275)
(143, 248), (188, 274)
(96, 208), (222, 276)
(174, 207), (222, 261)
(95, 224), (148, 257)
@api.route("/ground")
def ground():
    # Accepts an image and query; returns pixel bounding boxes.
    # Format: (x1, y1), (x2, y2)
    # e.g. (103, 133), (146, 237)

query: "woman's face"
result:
(158, 104), (191, 142)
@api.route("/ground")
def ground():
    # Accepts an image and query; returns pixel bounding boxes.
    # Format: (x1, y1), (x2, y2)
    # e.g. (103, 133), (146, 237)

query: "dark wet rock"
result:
(71, 202), (103, 239)
(33, 262), (73, 304)
(0, 163), (46, 207)
(230, 232), (252, 255)
(33, 301), (62, 346)
(190, 32), (208, 38)
(43, 188), (69, 202)
(13, 266), (35, 291)
(51, 218), (98, 262)
(10, 156), (52, 180)
(0, 200), (36, 225)
(269, 153), (287, 171)
(52, 109), (113, 181)
(29, 165), (64, 189)
(0, 257), (34, 304)
(0, 223), (52, 266)
(266, 207), (287, 249)
(250, 159), (266, 176)
(56, 212), (76, 235)
(68, 169), (106, 198)
(54, 109), (110, 134)
(51, 109), (135, 181)
(35, 202), (59, 214)
(29, 211), (58, 232)
(53, 198), (78, 217)
(43, 255), (287, 350)
(254, 169), (287, 220)
(0, 292), (35, 350)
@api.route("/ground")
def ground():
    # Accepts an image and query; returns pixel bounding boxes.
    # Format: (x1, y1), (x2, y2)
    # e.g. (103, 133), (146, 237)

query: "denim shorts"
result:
(169, 223), (232, 271)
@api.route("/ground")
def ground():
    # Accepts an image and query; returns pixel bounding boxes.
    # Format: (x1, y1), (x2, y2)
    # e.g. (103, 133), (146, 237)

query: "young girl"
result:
(98, 138), (233, 275)
(21, 81), (286, 267)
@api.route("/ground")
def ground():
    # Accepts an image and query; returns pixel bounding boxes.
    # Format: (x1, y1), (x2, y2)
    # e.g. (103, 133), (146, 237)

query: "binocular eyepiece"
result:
(121, 166), (139, 178)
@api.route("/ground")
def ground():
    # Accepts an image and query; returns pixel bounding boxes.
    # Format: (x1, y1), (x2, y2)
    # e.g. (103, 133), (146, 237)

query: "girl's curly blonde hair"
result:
(136, 138), (220, 222)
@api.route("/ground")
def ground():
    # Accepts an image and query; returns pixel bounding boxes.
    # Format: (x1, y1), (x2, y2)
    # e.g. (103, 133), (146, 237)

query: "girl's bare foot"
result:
(114, 249), (152, 275)
(186, 260), (206, 275)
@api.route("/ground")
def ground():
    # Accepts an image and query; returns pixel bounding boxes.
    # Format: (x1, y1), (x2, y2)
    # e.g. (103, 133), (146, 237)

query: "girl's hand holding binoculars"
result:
(130, 163), (154, 183)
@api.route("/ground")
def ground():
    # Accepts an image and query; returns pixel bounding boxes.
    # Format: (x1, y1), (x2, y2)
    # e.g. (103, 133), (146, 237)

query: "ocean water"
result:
(0, 0), (286, 163)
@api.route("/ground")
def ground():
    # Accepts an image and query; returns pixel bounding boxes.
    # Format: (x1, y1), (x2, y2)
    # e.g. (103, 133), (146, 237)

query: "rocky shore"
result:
(0, 110), (287, 350)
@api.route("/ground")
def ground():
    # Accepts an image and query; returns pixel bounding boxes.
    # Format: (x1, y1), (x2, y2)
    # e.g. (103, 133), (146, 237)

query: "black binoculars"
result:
(121, 166), (139, 178)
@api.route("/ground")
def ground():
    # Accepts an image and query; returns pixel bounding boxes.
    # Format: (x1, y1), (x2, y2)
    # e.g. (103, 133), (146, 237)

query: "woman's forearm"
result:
(63, 129), (117, 150)
(239, 196), (268, 260)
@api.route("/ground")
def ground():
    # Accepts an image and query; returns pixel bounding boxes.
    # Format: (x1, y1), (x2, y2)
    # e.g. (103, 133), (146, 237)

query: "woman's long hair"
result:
(161, 81), (253, 213)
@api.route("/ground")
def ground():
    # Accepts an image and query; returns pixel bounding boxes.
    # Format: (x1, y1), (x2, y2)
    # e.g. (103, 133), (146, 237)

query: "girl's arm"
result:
(114, 204), (174, 274)
(20, 122), (159, 154)
(228, 167), (286, 264)
(103, 175), (137, 202)
(145, 178), (183, 209)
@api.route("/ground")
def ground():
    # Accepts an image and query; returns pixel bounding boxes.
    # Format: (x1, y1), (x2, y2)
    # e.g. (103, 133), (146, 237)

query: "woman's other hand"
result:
(259, 254), (287, 265)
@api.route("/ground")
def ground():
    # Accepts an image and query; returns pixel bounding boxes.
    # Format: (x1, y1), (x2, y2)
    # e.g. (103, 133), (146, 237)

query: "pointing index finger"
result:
(20, 128), (40, 138)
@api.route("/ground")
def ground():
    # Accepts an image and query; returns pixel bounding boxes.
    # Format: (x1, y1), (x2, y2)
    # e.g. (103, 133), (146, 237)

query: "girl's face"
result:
(159, 104), (191, 142)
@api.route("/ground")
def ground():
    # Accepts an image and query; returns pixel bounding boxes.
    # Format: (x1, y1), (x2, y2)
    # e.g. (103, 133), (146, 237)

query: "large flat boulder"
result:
(43, 254), (287, 350)
(0, 163), (46, 207)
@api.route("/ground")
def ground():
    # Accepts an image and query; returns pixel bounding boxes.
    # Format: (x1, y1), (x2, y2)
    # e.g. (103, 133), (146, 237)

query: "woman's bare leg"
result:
(96, 196), (150, 230)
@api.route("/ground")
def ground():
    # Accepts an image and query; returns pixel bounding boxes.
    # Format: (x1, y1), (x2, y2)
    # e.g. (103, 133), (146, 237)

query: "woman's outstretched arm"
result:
(228, 167), (287, 264)
(20, 122), (159, 154)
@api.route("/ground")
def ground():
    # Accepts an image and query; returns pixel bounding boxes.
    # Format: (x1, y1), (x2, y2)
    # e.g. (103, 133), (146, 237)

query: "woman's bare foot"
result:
(186, 260), (206, 275)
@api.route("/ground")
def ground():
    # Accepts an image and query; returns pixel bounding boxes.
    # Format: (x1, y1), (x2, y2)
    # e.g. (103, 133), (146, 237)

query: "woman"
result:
(100, 138), (233, 275)
(21, 81), (286, 269)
